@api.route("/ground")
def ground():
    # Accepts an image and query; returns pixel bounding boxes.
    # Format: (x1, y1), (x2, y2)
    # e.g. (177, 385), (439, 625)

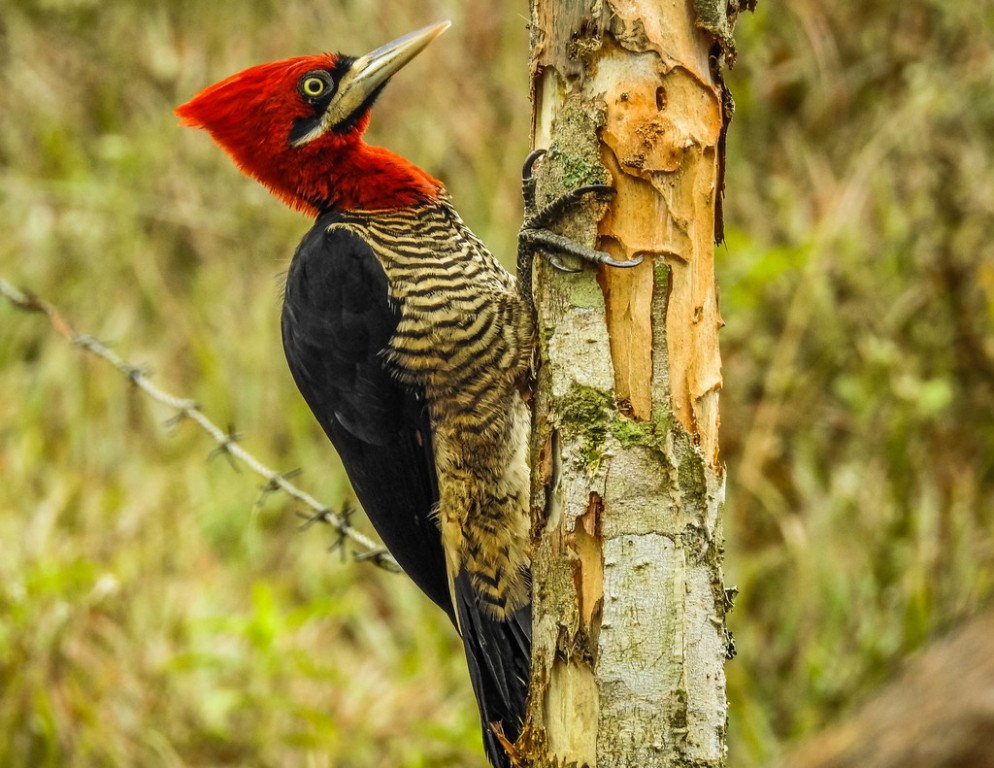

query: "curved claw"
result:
(522, 149), (547, 181)
(546, 254), (582, 273)
(595, 253), (644, 268)
(572, 184), (615, 199)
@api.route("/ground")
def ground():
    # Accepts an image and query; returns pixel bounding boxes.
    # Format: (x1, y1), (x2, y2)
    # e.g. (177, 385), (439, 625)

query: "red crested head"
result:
(176, 22), (450, 214)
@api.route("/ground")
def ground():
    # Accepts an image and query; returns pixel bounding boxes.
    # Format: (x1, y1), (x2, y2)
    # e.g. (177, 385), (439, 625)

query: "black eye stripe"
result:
(289, 113), (322, 144)
(288, 57), (357, 146)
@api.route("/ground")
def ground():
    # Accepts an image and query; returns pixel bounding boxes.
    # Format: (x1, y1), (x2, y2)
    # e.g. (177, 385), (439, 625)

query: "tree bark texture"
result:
(514, 2), (745, 766)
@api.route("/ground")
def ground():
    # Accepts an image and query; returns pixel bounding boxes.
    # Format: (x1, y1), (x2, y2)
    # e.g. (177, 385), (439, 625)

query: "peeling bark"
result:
(516, 2), (741, 766)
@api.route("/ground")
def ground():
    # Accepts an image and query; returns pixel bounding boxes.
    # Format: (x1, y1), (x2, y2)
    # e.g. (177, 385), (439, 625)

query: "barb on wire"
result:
(297, 501), (374, 564)
(0, 276), (399, 573)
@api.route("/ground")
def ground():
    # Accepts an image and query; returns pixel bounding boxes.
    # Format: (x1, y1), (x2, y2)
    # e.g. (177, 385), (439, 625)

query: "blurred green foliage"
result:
(721, 2), (994, 761)
(0, 0), (991, 766)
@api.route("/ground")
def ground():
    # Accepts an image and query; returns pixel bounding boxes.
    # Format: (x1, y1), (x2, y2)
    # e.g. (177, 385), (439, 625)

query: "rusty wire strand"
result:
(0, 276), (399, 572)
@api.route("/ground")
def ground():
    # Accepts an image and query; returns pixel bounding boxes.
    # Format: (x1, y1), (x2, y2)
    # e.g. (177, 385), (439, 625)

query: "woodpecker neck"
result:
(276, 139), (443, 215)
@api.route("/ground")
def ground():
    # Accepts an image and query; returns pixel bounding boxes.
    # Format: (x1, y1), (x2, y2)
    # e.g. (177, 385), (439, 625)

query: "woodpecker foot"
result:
(518, 149), (643, 274)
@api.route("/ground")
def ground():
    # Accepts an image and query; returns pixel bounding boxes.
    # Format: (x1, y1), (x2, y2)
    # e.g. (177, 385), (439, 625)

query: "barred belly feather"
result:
(329, 200), (533, 621)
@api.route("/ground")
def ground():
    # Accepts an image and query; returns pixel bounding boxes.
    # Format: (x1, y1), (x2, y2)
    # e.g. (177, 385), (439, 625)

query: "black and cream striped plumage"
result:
(281, 199), (532, 767)
(333, 201), (533, 616)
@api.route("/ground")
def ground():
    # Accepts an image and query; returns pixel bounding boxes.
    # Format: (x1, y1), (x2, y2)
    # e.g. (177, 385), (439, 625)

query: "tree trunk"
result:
(513, 2), (746, 766)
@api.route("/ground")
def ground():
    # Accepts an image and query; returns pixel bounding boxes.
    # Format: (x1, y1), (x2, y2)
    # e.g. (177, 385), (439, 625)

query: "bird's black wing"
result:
(281, 212), (452, 618)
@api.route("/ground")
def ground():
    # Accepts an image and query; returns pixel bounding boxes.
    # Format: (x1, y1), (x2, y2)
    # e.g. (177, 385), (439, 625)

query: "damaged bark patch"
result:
(571, 493), (605, 640)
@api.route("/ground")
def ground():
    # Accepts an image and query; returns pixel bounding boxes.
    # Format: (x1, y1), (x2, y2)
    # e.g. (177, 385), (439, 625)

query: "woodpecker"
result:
(176, 21), (634, 767)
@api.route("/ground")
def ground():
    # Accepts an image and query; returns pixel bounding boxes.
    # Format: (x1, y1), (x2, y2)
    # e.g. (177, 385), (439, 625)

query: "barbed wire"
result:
(0, 276), (400, 573)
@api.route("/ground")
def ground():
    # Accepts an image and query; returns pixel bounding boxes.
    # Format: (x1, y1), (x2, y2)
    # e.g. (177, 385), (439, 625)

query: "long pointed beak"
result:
(296, 20), (450, 145)
(349, 20), (450, 101)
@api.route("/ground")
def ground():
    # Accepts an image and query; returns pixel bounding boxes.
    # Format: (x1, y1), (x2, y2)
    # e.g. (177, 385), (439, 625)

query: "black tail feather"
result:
(455, 571), (531, 768)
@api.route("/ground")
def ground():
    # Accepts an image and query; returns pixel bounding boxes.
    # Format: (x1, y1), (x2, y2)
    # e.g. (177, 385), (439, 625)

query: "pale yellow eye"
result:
(301, 76), (326, 98)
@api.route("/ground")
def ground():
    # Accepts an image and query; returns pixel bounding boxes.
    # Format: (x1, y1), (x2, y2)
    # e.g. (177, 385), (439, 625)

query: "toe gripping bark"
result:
(516, 149), (642, 301)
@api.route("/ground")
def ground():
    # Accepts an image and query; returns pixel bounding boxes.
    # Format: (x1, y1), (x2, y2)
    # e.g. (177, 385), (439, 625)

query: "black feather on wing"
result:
(281, 212), (452, 617)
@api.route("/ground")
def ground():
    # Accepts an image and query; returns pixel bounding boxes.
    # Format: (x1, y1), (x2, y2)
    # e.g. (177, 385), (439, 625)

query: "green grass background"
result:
(1, 0), (992, 765)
